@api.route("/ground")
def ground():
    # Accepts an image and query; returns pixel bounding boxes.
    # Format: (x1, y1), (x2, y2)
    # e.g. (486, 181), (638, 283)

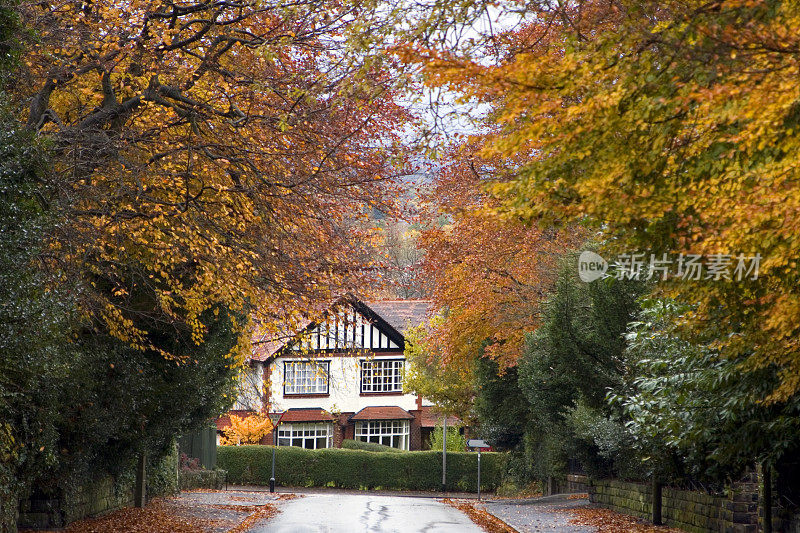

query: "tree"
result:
(414, 0), (800, 401)
(474, 355), (530, 451)
(616, 299), (800, 484)
(15, 0), (409, 354)
(0, 4), (76, 523)
(404, 319), (476, 422)
(429, 424), (467, 452)
(221, 414), (274, 446)
(517, 255), (645, 480)
(418, 148), (582, 369)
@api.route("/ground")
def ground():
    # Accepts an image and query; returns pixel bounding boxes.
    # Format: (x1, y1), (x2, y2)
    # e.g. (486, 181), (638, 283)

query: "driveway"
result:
(248, 493), (485, 533)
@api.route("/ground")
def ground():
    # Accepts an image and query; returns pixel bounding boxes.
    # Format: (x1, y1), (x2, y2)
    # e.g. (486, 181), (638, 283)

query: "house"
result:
(217, 296), (457, 450)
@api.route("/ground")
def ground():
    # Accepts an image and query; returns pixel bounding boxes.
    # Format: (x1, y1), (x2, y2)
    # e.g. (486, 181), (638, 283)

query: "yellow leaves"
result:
(220, 414), (274, 445)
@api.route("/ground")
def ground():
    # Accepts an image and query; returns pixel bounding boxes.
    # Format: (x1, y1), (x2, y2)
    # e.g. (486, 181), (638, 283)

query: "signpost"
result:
(467, 439), (490, 501)
(441, 415), (447, 492)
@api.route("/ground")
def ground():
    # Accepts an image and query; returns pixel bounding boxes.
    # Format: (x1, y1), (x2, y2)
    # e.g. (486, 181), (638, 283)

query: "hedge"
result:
(218, 445), (505, 492)
(340, 439), (403, 453)
(178, 468), (227, 491)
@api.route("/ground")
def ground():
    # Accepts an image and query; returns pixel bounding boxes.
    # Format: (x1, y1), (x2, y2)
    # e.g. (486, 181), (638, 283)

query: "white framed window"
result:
(360, 359), (404, 393)
(284, 361), (329, 395)
(355, 420), (410, 450)
(277, 423), (333, 449)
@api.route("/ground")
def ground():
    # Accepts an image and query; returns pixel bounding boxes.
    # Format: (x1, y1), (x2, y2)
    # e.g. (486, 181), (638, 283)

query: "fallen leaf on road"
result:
(442, 498), (518, 533)
(564, 507), (684, 532)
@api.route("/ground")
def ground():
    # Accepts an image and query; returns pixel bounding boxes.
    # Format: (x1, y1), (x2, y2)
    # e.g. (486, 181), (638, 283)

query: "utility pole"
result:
(441, 415), (447, 493)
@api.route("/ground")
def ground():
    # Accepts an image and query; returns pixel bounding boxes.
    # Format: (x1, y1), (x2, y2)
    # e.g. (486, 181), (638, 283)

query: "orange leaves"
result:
(18, 0), (410, 358)
(565, 506), (684, 533)
(419, 146), (583, 369)
(442, 499), (517, 533)
(406, 0), (800, 399)
(221, 414), (274, 446)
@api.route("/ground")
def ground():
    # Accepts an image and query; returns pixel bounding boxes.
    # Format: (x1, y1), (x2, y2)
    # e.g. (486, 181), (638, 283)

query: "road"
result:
(248, 493), (485, 533)
(481, 494), (595, 533)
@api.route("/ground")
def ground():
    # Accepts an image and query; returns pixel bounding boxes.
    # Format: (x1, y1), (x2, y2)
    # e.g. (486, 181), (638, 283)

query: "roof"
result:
(250, 297), (433, 362)
(278, 408), (336, 424)
(364, 300), (432, 332)
(349, 406), (415, 421)
(418, 405), (461, 428)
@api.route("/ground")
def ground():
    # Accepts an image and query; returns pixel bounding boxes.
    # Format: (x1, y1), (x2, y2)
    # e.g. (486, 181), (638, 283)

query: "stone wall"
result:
(566, 474), (590, 494)
(588, 477), (761, 533)
(589, 479), (653, 521)
(661, 486), (729, 533)
(17, 445), (178, 530)
(178, 468), (227, 491)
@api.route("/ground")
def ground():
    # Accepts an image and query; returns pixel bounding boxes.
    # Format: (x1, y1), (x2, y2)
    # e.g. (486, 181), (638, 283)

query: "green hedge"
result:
(179, 468), (227, 491)
(340, 439), (404, 453)
(218, 445), (505, 492)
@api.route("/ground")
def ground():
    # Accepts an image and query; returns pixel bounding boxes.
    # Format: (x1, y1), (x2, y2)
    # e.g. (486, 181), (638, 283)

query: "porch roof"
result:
(349, 406), (414, 421)
(278, 408), (336, 424)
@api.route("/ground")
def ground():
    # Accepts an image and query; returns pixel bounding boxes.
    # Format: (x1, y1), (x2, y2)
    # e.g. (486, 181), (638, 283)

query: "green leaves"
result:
(617, 298), (800, 482)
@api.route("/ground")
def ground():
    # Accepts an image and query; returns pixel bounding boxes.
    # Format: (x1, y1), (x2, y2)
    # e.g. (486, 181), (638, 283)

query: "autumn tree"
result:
(221, 414), (274, 446)
(413, 0), (800, 401)
(404, 319), (476, 422)
(15, 0), (409, 354)
(417, 148), (582, 369)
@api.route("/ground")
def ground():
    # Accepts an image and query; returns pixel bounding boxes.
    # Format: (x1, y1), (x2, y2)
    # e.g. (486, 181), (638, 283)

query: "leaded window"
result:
(355, 420), (409, 450)
(284, 361), (329, 395)
(360, 359), (403, 393)
(277, 423), (333, 449)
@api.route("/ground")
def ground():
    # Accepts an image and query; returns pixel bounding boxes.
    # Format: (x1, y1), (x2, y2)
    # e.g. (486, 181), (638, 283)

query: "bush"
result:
(179, 469), (227, 491)
(429, 425), (467, 452)
(218, 445), (506, 492)
(340, 439), (404, 453)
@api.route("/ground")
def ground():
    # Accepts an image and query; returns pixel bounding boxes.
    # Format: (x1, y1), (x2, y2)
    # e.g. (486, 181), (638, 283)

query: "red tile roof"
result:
(418, 405), (461, 428)
(364, 300), (432, 332)
(278, 408), (336, 424)
(350, 406), (414, 421)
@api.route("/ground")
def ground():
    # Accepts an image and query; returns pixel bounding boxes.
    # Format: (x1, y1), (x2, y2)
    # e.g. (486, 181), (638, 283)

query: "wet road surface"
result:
(481, 494), (595, 532)
(248, 493), (484, 533)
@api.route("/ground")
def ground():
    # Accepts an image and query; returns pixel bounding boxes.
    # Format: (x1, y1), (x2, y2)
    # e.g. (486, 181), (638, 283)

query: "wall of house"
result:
(232, 363), (264, 411)
(267, 353), (432, 414)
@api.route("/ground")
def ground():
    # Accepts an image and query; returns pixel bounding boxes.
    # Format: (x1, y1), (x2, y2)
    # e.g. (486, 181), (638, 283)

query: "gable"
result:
(286, 299), (404, 353)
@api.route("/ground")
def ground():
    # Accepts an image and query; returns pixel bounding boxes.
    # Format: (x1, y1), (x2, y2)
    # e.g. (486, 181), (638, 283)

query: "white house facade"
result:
(218, 297), (448, 451)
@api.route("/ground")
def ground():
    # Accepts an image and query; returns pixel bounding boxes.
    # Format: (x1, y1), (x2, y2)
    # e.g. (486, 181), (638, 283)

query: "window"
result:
(355, 420), (409, 450)
(277, 423), (333, 449)
(284, 361), (329, 395)
(360, 359), (403, 393)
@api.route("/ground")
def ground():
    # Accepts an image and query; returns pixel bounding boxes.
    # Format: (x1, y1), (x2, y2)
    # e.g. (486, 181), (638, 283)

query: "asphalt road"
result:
(481, 494), (595, 533)
(248, 493), (485, 533)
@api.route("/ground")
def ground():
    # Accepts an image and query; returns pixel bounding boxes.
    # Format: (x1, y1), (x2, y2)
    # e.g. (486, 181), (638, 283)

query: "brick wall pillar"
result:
(409, 411), (422, 451)
(333, 414), (350, 448)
